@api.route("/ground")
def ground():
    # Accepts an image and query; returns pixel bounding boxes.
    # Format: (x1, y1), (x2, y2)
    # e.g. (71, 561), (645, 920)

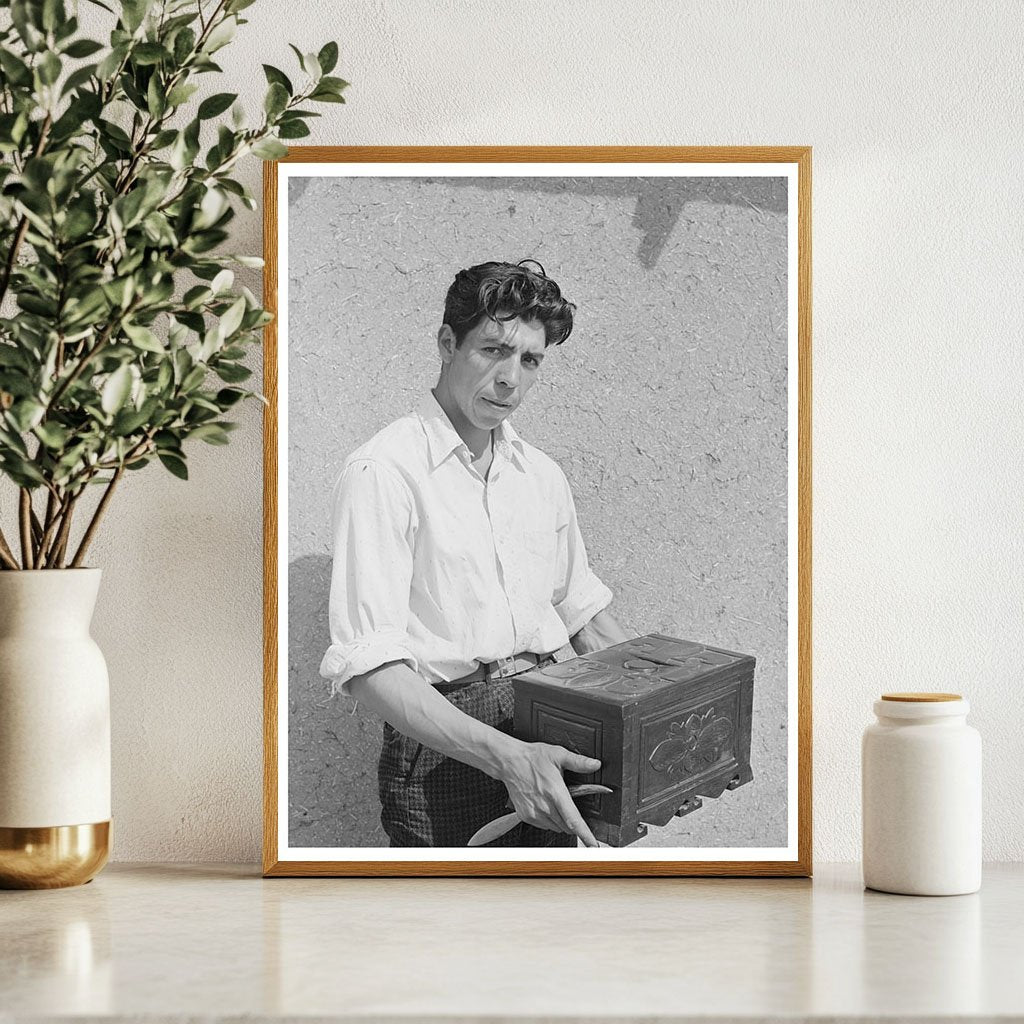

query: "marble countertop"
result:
(2, 862), (1022, 1022)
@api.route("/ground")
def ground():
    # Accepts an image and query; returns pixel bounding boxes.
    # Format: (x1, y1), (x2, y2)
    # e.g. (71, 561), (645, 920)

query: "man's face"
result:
(437, 315), (547, 432)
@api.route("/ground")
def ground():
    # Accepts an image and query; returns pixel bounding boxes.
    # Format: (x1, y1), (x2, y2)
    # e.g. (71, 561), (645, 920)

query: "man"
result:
(320, 260), (628, 848)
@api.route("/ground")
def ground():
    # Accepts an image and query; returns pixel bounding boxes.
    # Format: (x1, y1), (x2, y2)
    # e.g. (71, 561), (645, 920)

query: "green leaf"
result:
(0, 420), (30, 455)
(0, 50), (33, 87)
(226, 0), (257, 11)
(147, 74), (166, 116)
(98, 118), (132, 149)
(214, 362), (251, 383)
(309, 89), (346, 104)
(215, 388), (247, 408)
(61, 62), (98, 96)
(114, 187), (148, 229)
(203, 16), (236, 54)
(123, 322), (164, 353)
(102, 277), (134, 309)
(264, 82), (288, 117)
(262, 63), (292, 95)
(210, 269), (234, 294)
(319, 76), (349, 93)
(121, 0), (152, 33)
(17, 293), (58, 317)
(181, 365), (206, 391)
(57, 14), (78, 41)
(132, 42), (169, 66)
(189, 422), (230, 445)
(101, 365), (133, 414)
(96, 43), (127, 81)
(38, 51), (62, 86)
(318, 41), (339, 75)
(1, 456), (46, 487)
(149, 128), (177, 149)
(0, 347), (30, 371)
(10, 1), (45, 52)
(63, 38), (104, 58)
(34, 421), (70, 449)
(167, 82), (199, 107)
(42, 0), (66, 33)
(196, 187), (227, 228)
(155, 359), (173, 391)
(277, 120), (310, 140)
(10, 399), (45, 432)
(112, 405), (151, 435)
(217, 296), (246, 340)
(251, 137), (287, 160)
(173, 26), (196, 65)
(158, 452), (188, 479)
(198, 91), (237, 119)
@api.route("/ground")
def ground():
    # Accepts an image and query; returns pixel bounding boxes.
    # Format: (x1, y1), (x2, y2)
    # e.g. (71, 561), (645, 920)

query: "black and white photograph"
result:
(265, 148), (810, 875)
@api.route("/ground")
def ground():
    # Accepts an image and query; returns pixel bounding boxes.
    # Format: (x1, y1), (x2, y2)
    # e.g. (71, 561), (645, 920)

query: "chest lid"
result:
(516, 633), (755, 705)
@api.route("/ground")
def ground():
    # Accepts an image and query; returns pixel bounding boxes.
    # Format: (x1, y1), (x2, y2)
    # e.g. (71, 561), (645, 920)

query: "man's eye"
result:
(523, 356), (538, 367)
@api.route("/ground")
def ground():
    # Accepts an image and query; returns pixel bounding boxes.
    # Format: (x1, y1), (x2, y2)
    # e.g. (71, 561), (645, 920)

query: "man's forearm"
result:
(347, 659), (604, 844)
(570, 606), (629, 655)
(347, 661), (522, 780)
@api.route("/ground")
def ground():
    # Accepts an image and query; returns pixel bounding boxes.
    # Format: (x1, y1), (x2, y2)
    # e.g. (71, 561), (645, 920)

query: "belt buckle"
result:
(492, 655), (518, 680)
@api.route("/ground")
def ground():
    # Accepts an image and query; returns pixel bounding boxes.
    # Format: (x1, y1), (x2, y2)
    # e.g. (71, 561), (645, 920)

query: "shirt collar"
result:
(416, 391), (527, 471)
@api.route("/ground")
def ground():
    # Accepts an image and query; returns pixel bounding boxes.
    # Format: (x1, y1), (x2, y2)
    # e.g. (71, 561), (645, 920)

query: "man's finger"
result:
(561, 802), (600, 848)
(561, 751), (602, 774)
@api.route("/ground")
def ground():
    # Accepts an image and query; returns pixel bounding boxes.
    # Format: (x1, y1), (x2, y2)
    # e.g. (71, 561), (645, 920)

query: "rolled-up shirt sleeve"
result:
(319, 459), (419, 694)
(550, 468), (613, 638)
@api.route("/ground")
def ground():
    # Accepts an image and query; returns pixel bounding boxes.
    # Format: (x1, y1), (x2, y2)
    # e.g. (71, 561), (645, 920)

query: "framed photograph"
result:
(263, 147), (811, 876)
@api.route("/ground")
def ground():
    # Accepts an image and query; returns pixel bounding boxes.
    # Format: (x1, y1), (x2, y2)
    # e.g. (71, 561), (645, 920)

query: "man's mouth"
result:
(482, 397), (511, 409)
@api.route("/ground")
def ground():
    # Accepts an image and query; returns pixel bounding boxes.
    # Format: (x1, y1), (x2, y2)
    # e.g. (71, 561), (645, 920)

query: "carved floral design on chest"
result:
(649, 707), (735, 776)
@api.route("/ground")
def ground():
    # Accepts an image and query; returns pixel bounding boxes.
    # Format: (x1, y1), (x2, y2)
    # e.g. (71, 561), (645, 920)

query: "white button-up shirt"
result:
(319, 393), (613, 691)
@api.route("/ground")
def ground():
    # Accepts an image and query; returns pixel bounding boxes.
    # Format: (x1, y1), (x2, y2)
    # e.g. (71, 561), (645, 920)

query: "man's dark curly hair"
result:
(442, 260), (575, 347)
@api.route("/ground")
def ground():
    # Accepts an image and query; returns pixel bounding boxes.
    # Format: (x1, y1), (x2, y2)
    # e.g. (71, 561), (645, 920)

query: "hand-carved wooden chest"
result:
(512, 633), (755, 847)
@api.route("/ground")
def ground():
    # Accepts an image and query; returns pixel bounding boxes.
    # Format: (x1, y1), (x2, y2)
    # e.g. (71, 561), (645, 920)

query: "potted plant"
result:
(0, 0), (345, 887)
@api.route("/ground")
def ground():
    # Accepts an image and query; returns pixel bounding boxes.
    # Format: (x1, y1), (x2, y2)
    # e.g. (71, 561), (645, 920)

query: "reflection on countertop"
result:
(2, 863), (1021, 1019)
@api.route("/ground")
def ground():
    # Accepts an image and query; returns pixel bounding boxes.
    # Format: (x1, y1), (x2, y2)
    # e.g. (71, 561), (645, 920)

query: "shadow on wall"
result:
(288, 553), (386, 847)
(289, 175), (787, 269)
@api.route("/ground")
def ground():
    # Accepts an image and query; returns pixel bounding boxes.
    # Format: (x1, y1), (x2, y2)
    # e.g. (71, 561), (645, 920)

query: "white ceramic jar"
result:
(862, 692), (981, 896)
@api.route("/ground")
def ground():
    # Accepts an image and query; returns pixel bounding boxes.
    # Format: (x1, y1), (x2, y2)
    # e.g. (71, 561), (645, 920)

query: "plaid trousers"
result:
(378, 676), (578, 848)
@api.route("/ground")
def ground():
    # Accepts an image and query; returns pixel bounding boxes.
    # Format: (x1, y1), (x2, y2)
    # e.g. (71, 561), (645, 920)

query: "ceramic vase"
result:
(0, 568), (111, 888)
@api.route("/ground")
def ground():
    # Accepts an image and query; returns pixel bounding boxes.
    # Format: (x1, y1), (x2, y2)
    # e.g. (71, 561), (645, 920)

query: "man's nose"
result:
(495, 356), (520, 389)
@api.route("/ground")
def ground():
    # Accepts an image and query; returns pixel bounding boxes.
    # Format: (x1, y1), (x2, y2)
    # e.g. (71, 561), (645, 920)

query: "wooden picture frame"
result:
(263, 147), (812, 877)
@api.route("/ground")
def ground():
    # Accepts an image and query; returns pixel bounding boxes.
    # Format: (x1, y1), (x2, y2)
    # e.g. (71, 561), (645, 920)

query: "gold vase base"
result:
(0, 821), (110, 889)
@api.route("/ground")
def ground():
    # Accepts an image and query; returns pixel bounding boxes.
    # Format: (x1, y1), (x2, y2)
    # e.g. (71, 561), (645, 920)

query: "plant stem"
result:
(0, 216), (30, 310)
(45, 491), (79, 569)
(18, 489), (34, 569)
(36, 487), (66, 566)
(0, 527), (19, 570)
(70, 464), (124, 567)
(29, 506), (43, 545)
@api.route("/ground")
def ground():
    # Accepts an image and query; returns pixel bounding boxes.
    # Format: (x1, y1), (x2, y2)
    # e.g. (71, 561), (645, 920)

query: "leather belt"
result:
(435, 652), (554, 693)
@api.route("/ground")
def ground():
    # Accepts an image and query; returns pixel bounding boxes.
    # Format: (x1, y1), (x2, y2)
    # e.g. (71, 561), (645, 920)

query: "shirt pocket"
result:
(523, 528), (558, 607)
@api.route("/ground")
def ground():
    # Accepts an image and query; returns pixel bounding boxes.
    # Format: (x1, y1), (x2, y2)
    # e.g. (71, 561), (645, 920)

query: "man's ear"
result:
(437, 324), (457, 364)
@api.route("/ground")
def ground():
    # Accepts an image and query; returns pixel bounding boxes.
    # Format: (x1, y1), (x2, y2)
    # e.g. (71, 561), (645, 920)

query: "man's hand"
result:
(498, 741), (603, 847)
(571, 606), (629, 656)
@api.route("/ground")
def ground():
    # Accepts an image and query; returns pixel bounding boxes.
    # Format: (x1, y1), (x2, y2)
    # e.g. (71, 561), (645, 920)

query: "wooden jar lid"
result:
(881, 692), (962, 702)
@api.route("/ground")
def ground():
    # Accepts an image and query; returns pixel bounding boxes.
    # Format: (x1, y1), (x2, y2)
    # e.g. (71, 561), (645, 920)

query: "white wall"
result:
(72, 0), (1023, 862)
